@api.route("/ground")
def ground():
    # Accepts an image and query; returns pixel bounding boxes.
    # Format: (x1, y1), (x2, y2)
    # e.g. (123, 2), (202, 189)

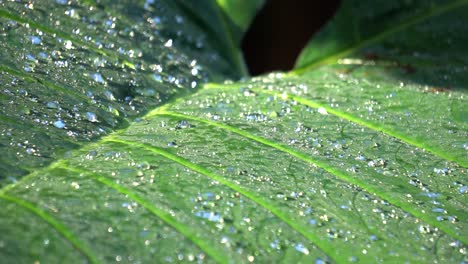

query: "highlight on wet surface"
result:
(1, 0), (467, 263)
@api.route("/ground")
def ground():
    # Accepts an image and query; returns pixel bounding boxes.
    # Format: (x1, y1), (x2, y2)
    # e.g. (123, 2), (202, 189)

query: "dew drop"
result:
(164, 39), (173, 47)
(317, 107), (328, 115)
(245, 113), (267, 122)
(25, 54), (36, 61)
(86, 112), (98, 122)
(104, 91), (116, 101)
(26, 148), (36, 155)
(176, 120), (191, 129)
(458, 185), (467, 194)
(167, 141), (177, 147)
(53, 120), (66, 129)
(91, 72), (105, 83)
(29, 36), (42, 45)
(315, 258), (327, 264)
(175, 15), (184, 24)
(194, 211), (223, 223)
(152, 74), (163, 82)
(64, 40), (73, 49)
(294, 243), (310, 255)
(46, 101), (60, 109)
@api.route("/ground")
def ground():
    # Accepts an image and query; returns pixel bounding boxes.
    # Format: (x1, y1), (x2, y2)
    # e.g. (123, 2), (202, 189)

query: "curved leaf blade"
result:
(295, 0), (468, 73)
(0, 0), (236, 186)
(1, 0), (467, 263)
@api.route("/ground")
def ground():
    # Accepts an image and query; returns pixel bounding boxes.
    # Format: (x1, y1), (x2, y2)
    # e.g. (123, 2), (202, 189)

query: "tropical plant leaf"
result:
(0, 0), (467, 263)
(0, 0), (239, 185)
(215, 0), (265, 36)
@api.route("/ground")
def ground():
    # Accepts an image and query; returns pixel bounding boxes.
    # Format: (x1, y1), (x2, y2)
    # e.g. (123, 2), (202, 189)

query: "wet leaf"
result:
(0, 0), (467, 263)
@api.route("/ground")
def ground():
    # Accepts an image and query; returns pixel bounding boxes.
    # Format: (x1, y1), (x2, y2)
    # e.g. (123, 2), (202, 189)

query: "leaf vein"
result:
(257, 89), (467, 168)
(60, 164), (230, 264)
(0, 8), (135, 70)
(292, 0), (468, 74)
(151, 111), (466, 244)
(104, 137), (341, 262)
(0, 193), (100, 264)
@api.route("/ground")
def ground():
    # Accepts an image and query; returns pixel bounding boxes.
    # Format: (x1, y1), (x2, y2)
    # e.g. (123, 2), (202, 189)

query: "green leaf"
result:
(216, 0), (265, 37)
(1, 0), (467, 263)
(295, 0), (468, 74)
(171, 0), (256, 76)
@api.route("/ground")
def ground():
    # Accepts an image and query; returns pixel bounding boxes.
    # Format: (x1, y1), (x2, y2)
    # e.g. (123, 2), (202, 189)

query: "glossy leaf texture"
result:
(0, 0), (245, 186)
(1, 0), (467, 264)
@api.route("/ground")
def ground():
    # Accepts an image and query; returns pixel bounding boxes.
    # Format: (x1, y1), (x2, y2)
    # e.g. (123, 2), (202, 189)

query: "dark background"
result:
(242, 0), (340, 75)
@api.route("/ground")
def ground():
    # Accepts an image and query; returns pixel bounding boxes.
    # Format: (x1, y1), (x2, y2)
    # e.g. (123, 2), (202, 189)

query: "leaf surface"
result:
(0, 0), (467, 263)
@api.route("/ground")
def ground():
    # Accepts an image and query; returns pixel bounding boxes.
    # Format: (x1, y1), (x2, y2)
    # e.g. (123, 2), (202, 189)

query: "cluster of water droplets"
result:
(0, 0), (233, 185)
(152, 71), (467, 262)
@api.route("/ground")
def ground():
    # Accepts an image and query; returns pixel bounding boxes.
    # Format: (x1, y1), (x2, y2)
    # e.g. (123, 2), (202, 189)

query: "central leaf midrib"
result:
(151, 111), (466, 244)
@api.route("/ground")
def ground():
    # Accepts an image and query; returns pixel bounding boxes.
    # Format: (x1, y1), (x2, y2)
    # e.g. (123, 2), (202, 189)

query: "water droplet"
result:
(152, 74), (163, 82)
(176, 120), (191, 129)
(64, 40), (73, 49)
(294, 243), (310, 255)
(86, 112), (98, 122)
(317, 107), (328, 115)
(459, 185), (467, 194)
(53, 120), (66, 129)
(25, 54), (36, 61)
(315, 258), (327, 264)
(26, 148), (36, 155)
(91, 72), (105, 83)
(167, 141), (177, 147)
(355, 154), (366, 161)
(164, 39), (173, 47)
(46, 101), (60, 109)
(245, 113), (267, 122)
(71, 182), (80, 189)
(367, 158), (386, 168)
(104, 91), (116, 101)
(175, 15), (184, 24)
(433, 167), (450, 175)
(29, 36), (42, 45)
(421, 192), (441, 199)
(432, 208), (445, 213)
(194, 211), (222, 223)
